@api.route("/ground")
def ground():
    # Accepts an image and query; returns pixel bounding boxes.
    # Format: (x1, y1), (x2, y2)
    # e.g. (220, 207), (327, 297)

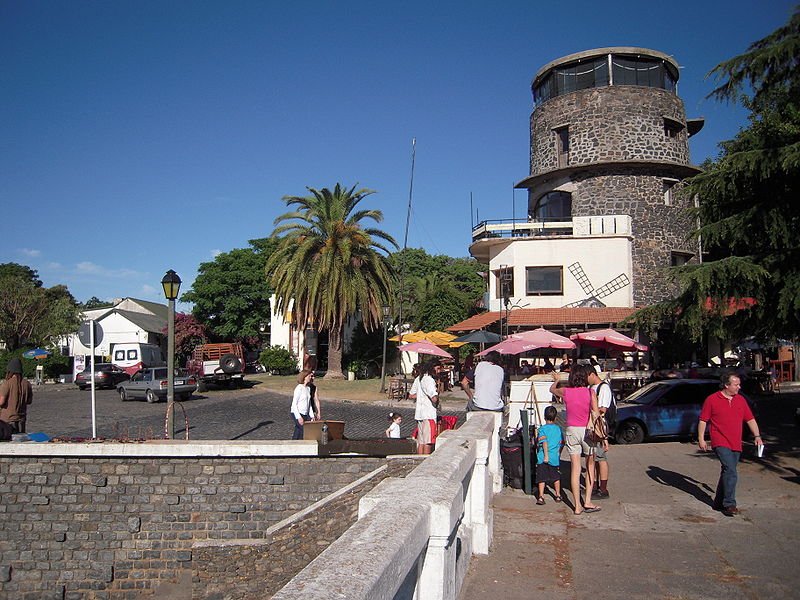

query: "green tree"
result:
(0, 270), (81, 351)
(389, 248), (486, 329)
(181, 238), (278, 345)
(82, 296), (114, 310)
(632, 9), (800, 373)
(266, 183), (397, 379)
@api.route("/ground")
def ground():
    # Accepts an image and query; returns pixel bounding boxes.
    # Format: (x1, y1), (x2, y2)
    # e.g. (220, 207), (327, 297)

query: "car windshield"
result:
(620, 382), (667, 405)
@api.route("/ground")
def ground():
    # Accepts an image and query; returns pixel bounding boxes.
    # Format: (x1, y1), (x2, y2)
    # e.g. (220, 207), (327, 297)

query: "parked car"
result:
(116, 368), (197, 403)
(185, 342), (245, 390)
(612, 379), (755, 444)
(75, 363), (130, 390)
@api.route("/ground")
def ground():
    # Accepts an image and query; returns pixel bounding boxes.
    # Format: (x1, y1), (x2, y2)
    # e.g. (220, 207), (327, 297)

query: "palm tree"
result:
(266, 184), (398, 379)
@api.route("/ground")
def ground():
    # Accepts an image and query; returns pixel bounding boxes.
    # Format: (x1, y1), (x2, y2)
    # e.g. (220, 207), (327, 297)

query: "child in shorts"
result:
(536, 406), (563, 504)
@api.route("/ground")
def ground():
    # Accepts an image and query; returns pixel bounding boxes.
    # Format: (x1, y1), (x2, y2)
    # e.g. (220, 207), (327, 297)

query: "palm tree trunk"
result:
(325, 326), (345, 379)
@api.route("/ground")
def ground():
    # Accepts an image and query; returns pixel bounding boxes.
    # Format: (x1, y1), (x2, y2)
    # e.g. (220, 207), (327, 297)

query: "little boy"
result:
(536, 406), (563, 504)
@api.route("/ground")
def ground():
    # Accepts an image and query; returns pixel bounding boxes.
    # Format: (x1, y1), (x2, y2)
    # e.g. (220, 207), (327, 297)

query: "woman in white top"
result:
(408, 361), (439, 455)
(290, 369), (316, 439)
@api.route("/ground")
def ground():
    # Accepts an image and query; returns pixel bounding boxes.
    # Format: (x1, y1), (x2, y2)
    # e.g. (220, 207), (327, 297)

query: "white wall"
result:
(70, 312), (154, 357)
(487, 235), (633, 311)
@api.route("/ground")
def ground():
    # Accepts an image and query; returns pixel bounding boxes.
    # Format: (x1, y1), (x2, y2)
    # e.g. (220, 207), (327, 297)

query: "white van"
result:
(111, 343), (165, 375)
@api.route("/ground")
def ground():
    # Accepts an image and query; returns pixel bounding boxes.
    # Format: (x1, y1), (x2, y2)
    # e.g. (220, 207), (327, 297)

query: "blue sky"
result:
(1, 1), (794, 309)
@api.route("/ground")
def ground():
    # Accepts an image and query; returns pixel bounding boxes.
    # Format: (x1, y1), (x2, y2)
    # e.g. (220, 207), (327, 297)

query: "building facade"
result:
(470, 47), (704, 313)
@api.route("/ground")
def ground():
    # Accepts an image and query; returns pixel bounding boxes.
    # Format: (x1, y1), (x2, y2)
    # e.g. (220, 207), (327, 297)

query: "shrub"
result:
(259, 345), (298, 375)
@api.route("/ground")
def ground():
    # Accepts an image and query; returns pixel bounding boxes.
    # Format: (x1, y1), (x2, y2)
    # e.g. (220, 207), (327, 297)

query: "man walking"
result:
(698, 373), (763, 517)
(588, 369), (613, 498)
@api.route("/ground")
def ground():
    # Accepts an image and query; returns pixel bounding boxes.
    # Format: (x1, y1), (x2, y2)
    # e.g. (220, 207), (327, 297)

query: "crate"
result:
(303, 420), (345, 442)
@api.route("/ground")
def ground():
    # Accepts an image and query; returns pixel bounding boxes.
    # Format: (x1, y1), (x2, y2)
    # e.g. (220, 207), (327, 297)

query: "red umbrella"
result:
(399, 340), (452, 358)
(477, 328), (575, 356)
(570, 328), (648, 351)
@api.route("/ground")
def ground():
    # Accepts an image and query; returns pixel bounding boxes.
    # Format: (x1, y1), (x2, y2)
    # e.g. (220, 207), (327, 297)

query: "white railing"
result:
(272, 412), (501, 600)
(471, 214), (632, 241)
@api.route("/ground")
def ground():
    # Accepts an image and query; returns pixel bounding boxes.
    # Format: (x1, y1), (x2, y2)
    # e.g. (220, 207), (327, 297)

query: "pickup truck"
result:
(185, 343), (245, 390)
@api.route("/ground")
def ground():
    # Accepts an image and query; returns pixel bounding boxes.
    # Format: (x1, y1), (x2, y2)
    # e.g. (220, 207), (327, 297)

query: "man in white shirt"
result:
(588, 370), (613, 498)
(472, 351), (505, 412)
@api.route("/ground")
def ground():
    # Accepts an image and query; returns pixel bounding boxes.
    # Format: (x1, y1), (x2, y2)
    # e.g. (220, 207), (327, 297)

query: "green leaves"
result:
(266, 183), (398, 377)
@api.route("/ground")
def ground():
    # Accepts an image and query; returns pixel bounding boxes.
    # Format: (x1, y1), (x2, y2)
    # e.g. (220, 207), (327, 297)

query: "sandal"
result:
(536, 497), (545, 505)
(554, 495), (562, 502)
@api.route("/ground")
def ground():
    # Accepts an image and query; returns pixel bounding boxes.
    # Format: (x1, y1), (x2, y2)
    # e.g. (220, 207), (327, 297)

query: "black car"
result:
(74, 363), (130, 390)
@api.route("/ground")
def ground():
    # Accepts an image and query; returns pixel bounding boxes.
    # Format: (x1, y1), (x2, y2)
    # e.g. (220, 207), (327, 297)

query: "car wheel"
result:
(197, 381), (207, 393)
(146, 389), (157, 403)
(616, 420), (645, 444)
(119, 388), (128, 402)
(179, 392), (191, 401)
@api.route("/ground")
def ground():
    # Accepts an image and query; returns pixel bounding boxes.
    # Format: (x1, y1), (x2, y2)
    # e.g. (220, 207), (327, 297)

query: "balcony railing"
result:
(471, 215), (631, 242)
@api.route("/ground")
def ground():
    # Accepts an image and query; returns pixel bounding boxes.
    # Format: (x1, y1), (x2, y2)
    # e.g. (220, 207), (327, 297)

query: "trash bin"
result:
(500, 428), (536, 489)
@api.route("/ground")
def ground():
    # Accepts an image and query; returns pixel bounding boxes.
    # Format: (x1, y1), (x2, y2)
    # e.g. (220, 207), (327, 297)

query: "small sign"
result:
(78, 321), (104, 347)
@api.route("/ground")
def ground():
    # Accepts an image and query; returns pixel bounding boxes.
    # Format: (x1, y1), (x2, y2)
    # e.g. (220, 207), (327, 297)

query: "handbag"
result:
(587, 410), (608, 443)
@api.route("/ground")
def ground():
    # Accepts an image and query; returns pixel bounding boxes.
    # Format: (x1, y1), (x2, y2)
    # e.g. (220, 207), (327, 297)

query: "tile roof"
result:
(447, 307), (639, 332)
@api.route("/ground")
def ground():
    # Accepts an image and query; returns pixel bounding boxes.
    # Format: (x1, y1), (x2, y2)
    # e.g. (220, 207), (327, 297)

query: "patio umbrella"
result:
(570, 328), (648, 351)
(22, 348), (52, 360)
(453, 330), (503, 345)
(477, 338), (541, 356)
(510, 328), (576, 349)
(398, 340), (453, 359)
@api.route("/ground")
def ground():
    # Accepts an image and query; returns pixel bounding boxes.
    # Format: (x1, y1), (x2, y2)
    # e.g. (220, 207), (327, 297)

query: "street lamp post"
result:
(161, 269), (182, 439)
(379, 304), (391, 393)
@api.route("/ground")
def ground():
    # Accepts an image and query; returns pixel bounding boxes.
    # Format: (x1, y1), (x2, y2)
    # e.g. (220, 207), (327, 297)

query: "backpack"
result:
(597, 380), (617, 427)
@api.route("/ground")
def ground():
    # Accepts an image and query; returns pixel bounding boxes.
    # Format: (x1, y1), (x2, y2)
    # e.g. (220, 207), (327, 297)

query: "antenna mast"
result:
(398, 137), (416, 339)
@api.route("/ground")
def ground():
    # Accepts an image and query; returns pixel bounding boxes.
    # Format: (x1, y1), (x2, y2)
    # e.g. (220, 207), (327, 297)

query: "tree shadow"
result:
(231, 420), (275, 440)
(646, 465), (716, 508)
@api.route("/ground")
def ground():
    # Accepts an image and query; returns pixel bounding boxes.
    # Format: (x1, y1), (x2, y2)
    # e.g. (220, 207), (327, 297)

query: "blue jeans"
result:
(291, 414), (310, 440)
(713, 446), (741, 508)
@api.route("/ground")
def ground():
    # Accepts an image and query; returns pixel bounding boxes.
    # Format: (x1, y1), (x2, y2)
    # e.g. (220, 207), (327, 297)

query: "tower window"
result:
(531, 191), (572, 222)
(671, 252), (693, 267)
(663, 179), (679, 206)
(555, 126), (569, 167)
(664, 117), (684, 138)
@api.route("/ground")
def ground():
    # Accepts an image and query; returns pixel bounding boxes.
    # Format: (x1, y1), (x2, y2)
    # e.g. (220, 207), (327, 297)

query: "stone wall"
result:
(0, 453), (390, 599)
(570, 166), (698, 306)
(530, 85), (690, 174)
(192, 457), (420, 600)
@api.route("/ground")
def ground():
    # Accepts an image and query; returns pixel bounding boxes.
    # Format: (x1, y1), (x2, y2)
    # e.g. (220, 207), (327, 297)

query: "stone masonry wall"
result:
(530, 85), (690, 174)
(570, 166), (698, 306)
(0, 455), (385, 599)
(192, 457), (420, 600)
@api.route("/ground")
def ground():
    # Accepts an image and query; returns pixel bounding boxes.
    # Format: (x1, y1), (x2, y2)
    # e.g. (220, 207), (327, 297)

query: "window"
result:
(555, 127), (569, 167)
(663, 179), (679, 206)
(525, 266), (563, 295)
(127, 349), (138, 360)
(495, 267), (514, 299)
(533, 56), (609, 105)
(664, 117), (684, 138)
(531, 191), (572, 221)
(671, 252), (693, 267)
(114, 350), (125, 361)
(612, 56), (677, 92)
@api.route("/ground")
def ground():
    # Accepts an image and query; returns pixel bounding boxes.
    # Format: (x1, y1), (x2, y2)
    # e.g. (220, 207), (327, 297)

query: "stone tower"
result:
(516, 47), (704, 307)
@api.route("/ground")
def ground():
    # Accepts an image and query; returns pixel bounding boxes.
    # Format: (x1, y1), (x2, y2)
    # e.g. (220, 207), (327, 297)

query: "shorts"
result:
(565, 426), (592, 456)
(594, 442), (608, 461)
(536, 462), (560, 484)
(415, 420), (433, 445)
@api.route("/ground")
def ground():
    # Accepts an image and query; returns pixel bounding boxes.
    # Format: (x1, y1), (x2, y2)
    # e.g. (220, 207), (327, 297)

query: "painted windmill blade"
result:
(568, 262), (595, 295)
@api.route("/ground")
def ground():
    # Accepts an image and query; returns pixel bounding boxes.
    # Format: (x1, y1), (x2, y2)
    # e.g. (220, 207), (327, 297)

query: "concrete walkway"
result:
(459, 392), (800, 600)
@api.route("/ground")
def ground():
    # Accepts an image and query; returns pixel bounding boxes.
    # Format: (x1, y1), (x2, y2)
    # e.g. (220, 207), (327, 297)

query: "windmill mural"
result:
(562, 262), (630, 308)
